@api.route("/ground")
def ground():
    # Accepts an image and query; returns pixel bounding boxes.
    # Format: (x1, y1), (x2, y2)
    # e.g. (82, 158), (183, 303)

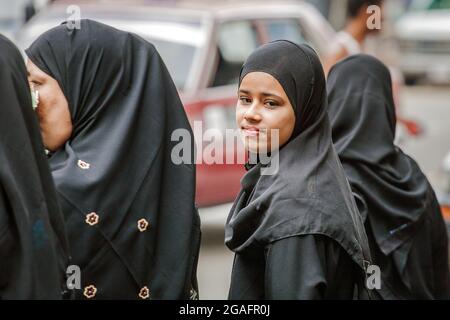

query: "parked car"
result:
(16, 0), (338, 207)
(394, 0), (450, 84)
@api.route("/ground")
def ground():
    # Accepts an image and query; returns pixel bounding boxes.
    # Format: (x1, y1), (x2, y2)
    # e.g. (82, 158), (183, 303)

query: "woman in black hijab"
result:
(225, 40), (374, 300)
(0, 34), (69, 299)
(327, 54), (450, 299)
(25, 20), (201, 299)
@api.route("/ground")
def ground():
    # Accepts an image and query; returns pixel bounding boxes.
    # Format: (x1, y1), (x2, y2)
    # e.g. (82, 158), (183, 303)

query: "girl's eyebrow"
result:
(261, 92), (283, 100)
(239, 89), (283, 100)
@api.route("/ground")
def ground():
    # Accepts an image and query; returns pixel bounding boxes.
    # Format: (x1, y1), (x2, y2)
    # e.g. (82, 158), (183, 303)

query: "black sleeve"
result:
(264, 234), (356, 300)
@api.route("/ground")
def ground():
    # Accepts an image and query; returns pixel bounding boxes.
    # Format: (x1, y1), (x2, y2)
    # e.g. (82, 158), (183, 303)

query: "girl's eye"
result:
(265, 100), (279, 109)
(30, 81), (41, 87)
(239, 97), (251, 104)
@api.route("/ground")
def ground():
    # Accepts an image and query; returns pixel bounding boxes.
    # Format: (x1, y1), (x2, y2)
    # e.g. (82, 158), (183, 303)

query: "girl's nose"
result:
(244, 103), (262, 122)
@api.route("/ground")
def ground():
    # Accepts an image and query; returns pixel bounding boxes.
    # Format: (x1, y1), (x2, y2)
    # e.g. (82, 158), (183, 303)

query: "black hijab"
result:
(327, 55), (430, 256)
(0, 34), (69, 299)
(25, 20), (200, 298)
(225, 41), (372, 274)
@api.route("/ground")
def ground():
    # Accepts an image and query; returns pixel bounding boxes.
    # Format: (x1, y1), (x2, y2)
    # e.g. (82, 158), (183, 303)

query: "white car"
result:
(394, 0), (450, 84)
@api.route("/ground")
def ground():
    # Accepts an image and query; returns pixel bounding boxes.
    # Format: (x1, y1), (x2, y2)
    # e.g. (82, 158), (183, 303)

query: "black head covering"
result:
(225, 40), (372, 274)
(0, 34), (69, 299)
(327, 54), (430, 256)
(26, 20), (200, 299)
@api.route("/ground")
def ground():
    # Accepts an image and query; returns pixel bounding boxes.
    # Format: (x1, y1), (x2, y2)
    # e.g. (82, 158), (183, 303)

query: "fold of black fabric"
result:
(0, 34), (69, 299)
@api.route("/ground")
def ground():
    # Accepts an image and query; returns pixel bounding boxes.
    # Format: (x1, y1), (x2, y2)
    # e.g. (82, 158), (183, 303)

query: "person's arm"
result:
(264, 234), (353, 299)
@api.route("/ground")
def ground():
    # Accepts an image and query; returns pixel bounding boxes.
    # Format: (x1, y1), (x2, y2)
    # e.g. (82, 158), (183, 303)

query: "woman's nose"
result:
(244, 103), (262, 122)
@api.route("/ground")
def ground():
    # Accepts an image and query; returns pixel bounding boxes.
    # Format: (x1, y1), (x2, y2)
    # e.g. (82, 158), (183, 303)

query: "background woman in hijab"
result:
(0, 34), (69, 299)
(225, 40), (375, 300)
(25, 20), (201, 300)
(327, 54), (450, 299)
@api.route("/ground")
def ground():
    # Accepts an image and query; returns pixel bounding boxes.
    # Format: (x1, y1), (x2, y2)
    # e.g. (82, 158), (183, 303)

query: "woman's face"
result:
(27, 59), (72, 152)
(237, 72), (296, 154)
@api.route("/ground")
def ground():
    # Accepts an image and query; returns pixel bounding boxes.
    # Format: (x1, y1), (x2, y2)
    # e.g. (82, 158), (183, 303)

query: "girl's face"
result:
(237, 72), (296, 154)
(27, 59), (72, 152)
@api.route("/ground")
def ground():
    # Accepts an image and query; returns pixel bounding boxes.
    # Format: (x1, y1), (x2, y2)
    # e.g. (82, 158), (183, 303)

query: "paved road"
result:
(196, 85), (450, 299)
(399, 85), (450, 192)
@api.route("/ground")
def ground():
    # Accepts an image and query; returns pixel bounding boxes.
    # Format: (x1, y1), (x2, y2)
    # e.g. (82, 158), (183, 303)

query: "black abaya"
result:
(327, 54), (450, 299)
(26, 20), (201, 300)
(0, 34), (69, 299)
(225, 41), (374, 300)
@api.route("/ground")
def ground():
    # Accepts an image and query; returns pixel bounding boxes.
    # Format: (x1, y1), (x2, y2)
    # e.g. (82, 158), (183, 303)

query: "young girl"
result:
(225, 40), (373, 300)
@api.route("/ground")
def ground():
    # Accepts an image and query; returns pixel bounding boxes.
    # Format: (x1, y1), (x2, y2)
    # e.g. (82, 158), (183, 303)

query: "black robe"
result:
(327, 54), (450, 299)
(0, 34), (69, 299)
(225, 41), (375, 300)
(25, 20), (201, 300)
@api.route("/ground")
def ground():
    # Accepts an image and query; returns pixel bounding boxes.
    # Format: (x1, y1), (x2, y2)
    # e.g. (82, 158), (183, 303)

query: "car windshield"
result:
(409, 0), (450, 10)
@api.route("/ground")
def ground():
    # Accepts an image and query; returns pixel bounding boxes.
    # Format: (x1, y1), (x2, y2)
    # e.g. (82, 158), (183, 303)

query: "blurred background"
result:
(1, 0), (450, 299)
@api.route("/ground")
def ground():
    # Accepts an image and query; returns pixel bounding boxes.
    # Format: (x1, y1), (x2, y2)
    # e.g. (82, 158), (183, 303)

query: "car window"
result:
(261, 18), (322, 54)
(149, 38), (197, 90)
(212, 20), (259, 87)
(263, 19), (307, 44)
(211, 18), (318, 88)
